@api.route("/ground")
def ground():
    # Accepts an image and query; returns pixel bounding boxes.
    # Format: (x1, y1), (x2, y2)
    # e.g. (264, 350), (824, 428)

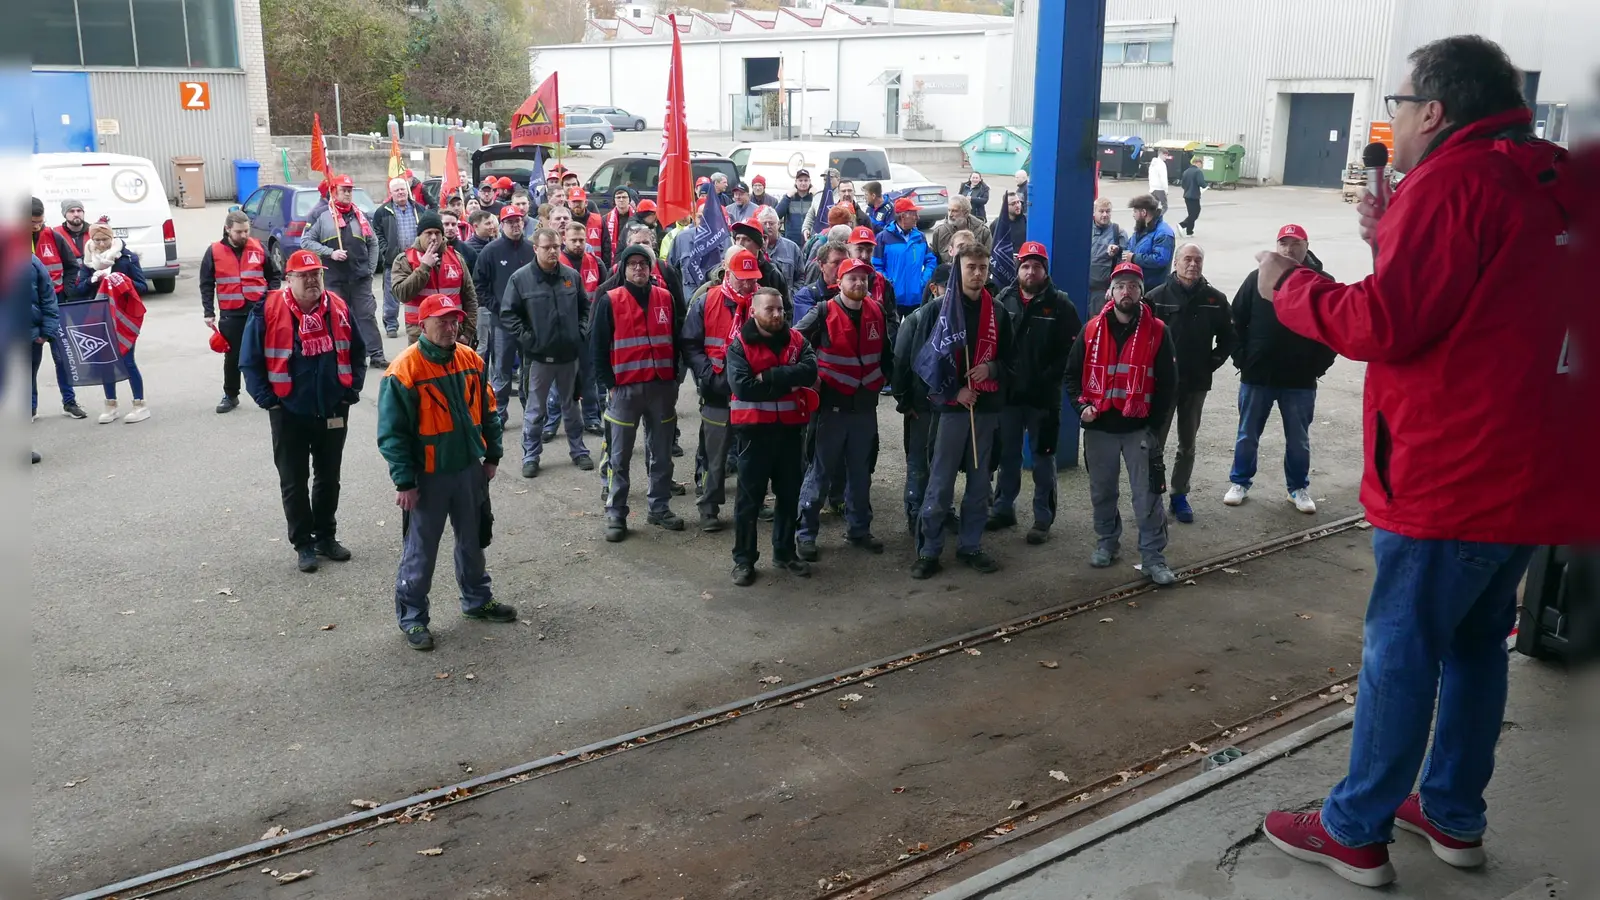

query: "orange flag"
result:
(387, 122), (405, 179)
(309, 113), (330, 179)
(441, 135), (461, 200)
(656, 16), (693, 225)
(511, 74), (561, 148)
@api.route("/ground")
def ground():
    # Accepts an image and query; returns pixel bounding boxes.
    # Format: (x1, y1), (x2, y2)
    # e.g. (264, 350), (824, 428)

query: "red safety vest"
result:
(605, 208), (630, 259)
(96, 271), (146, 354)
(211, 239), (269, 310)
(607, 284), (676, 385)
(730, 329), (811, 426)
(54, 224), (88, 257)
(701, 286), (751, 374)
(584, 213), (604, 257)
(262, 289), (354, 398)
(402, 246), (464, 326)
(815, 298), (887, 394)
(33, 231), (65, 294)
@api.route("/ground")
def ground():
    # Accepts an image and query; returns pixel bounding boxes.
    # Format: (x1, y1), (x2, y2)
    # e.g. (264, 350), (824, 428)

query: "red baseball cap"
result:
(1110, 261), (1144, 282)
(1018, 241), (1048, 262)
(893, 196), (920, 214)
(417, 293), (466, 321)
(636, 199), (658, 213)
(498, 206), (525, 221)
(331, 174), (354, 189)
(848, 226), (877, 245)
(494, 176), (514, 189)
(751, 175), (766, 186)
(208, 324), (230, 353)
(1277, 224), (1309, 241)
(728, 249), (762, 278)
(481, 177), (496, 187)
(731, 216), (764, 240)
(549, 164), (569, 176)
(837, 258), (873, 279)
(285, 249), (325, 273)
(568, 187), (588, 203)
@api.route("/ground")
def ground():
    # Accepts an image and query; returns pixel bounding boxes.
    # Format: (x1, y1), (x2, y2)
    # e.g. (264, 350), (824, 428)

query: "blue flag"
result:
(529, 147), (546, 199)
(810, 177), (835, 236)
(989, 195), (1017, 290)
(58, 300), (131, 386)
(912, 262), (967, 405)
(682, 183), (732, 290)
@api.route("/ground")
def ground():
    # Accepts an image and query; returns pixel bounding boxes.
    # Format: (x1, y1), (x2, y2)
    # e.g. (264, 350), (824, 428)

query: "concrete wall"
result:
(274, 145), (471, 197)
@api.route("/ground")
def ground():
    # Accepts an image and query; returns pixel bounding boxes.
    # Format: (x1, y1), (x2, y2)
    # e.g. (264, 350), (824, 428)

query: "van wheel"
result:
(589, 134), (606, 150)
(152, 277), (176, 294)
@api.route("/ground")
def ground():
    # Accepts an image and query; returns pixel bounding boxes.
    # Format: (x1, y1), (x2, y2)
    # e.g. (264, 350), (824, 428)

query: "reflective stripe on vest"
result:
(608, 284), (676, 385)
(702, 287), (748, 374)
(402, 247), (465, 326)
(729, 329), (809, 426)
(212, 239), (269, 310)
(34, 235), (64, 291)
(262, 289), (355, 398)
(815, 299), (886, 394)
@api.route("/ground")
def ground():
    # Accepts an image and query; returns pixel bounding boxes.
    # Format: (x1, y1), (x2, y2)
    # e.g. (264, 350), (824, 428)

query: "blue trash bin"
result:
(232, 159), (261, 204)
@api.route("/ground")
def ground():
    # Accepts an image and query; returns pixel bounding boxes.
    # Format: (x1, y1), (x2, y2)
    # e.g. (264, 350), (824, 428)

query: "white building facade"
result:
(1008, 0), (1592, 185)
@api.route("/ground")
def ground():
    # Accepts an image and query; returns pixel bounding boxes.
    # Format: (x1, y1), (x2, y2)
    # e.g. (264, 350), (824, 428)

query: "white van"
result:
(728, 141), (895, 197)
(32, 152), (180, 293)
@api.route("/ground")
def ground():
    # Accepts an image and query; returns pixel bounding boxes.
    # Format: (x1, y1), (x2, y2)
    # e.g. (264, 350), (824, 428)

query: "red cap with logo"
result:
(285, 249), (325, 273)
(752, 175), (766, 186)
(417, 293), (466, 321)
(893, 196), (920, 214)
(331, 174), (354, 189)
(848, 226), (877, 245)
(728, 249), (762, 278)
(498, 206), (525, 221)
(494, 176), (514, 190)
(208, 323), (230, 354)
(1018, 241), (1048, 262)
(636, 199), (658, 213)
(1277, 224), (1309, 241)
(837, 258), (873, 279)
(1110, 261), (1144, 282)
(568, 187), (588, 203)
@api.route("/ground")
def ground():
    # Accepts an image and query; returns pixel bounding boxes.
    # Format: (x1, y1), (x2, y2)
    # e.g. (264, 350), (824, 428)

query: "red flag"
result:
(309, 113), (330, 178)
(511, 74), (560, 148)
(656, 15), (693, 225)
(441, 135), (461, 200)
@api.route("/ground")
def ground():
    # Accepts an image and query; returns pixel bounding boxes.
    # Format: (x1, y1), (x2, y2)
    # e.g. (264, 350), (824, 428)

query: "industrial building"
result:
(31, 0), (274, 199)
(1010, 0), (1590, 186)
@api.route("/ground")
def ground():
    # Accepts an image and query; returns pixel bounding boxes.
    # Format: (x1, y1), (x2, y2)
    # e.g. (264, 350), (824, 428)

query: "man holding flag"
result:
(908, 244), (1015, 579)
(301, 174), (385, 370)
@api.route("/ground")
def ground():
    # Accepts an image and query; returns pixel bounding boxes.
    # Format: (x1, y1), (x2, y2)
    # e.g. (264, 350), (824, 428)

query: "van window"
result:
(589, 162), (626, 198)
(728, 148), (749, 176)
(829, 150), (890, 182)
(692, 160), (739, 184)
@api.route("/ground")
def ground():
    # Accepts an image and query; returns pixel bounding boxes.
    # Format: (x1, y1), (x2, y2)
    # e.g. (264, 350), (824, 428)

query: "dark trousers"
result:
(1180, 197), (1202, 232)
(732, 425), (804, 567)
(269, 406), (349, 549)
(219, 313), (249, 398)
(30, 336), (79, 412)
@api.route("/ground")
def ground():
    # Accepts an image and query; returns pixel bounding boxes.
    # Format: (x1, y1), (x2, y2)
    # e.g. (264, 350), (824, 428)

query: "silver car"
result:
(583, 106), (647, 131)
(561, 114), (615, 151)
(889, 163), (949, 230)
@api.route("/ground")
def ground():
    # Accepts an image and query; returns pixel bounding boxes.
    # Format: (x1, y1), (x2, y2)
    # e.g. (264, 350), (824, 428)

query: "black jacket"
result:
(1146, 275), (1236, 393)
(891, 299), (940, 415)
(589, 280), (690, 390)
(1065, 305), (1179, 433)
(240, 299), (367, 418)
(472, 236), (536, 317)
(726, 317), (819, 432)
(994, 279), (1081, 409)
(373, 200), (425, 270)
(1231, 253), (1337, 389)
(200, 238), (283, 318)
(897, 289), (1015, 416)
(793, 297), (899, 413)
(499, 261), (589, 365)
(1180, 165), (1207, 201)
(451, 236), (479, 275)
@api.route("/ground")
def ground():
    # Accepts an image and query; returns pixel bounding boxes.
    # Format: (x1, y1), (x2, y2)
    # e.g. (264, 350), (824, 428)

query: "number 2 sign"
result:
(180, 81), (210, 110)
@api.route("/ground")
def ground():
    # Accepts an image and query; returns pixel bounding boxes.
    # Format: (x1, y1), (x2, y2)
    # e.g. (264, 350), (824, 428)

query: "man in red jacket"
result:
(1255, 36), (1585, 888)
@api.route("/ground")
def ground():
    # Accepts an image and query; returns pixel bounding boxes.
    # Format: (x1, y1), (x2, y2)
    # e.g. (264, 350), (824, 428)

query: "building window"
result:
(134, 0), (189, 67)
(1099, 101), (1119, 120)
(1103, 37), (1174, 66)
(184, 0), (238, 67)
(36, 2), (84, 66)
(1149, 40), (1173, 63)
(1102, 42), (1122, 65)
(1535, 102), (1567, 142)
(1138, 102), (1168, 123)
(1123, 42), (1148, 65)
(78, 0), (137, 66)
(42, 0), (239, 69)
(1099, 101), (1169, 123)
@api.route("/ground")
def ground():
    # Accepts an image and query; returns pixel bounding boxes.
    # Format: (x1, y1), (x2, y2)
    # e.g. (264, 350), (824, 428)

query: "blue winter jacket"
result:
(71, 243), (148, 301)
(872, 223), (936, 314)
(31, 257), (61, 341)
(1126, 216), (1176, 290)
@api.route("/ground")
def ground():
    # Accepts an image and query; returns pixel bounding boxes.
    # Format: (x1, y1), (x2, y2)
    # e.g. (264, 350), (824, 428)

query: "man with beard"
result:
(202, 210), (283, 412)
(1124, 193), (1176, 290)
(989, 242), (1080, 544)
(792, 240), (848, 322)
(683, 249), (764, 532)
(928, 195), (993, 261)
(54, 198), (91, 256)
(390, 212), (478, 349)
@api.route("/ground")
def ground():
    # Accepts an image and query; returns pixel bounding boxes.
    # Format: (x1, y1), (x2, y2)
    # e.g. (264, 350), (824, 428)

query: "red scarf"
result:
(263, 291), (354, 398)
(961, 289), (1000, 395)
(1079, 300), (1165, 419)
(331, 201), (373, 238)
(606, 208), (629, 257)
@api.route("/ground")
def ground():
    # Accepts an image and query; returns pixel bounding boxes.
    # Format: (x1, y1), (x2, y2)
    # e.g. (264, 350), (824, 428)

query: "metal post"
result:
(801, 51), (807, 138)
(334, 83), (343, 137)
(1031, 0), (1107, 469)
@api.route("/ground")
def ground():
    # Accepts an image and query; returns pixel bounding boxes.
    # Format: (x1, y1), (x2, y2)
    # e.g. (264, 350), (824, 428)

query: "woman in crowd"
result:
(75, 221), (150, 423)
(959, 172), (991, 222)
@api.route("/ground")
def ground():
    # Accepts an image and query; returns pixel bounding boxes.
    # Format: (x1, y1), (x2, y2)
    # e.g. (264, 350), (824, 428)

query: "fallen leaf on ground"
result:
(1027, 814), (1040, 822)
(1344, 694), (1356, 705)
(1048, 770), (1070, 782)
(964, 648), (981, 656)
(994, 822), (1016, 834)
(1184, 579), (1198, 585)
(261, 826), (289, 839)
(1296, 613), (1313, 619)
(1221, 567), (1242, 575)
(464, 673), (475, 680)
(276, 870), (314, 884)
(839, 693), (863, 702)
(319, 624), (336, 631)
(1099, 617), (1114, 624)
(758, 675), (783, 685)
(1270, 695), (1279, 701)
(417, 848), (443, 857)
(63, 777), (88, 788)
(286, 743), (303, 752)
(1038, 661), (1059, 669)
(891, 786), (906, 794)
(1126, 601), (1139, 608)
(217, 588), (234, 596)
(792, 702), (805, 709)
(435, 672), (450, 680)
(350, 799), (380, 810)
(1188, 742), (1208, 753)
(1007, 800), (1026, 810)
(701, 591), (713, 600)
(575, 854), (588, 863)
(513, 489), (528, 495)
(119, 609), (136, 615)
(863, 682), (875, 688)
(268, 537), (280, 542)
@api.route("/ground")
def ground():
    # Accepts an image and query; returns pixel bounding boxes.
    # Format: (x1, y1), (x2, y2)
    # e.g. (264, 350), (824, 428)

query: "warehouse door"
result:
(33, 71), (96, 153)
(1283, 93), (1352, 188)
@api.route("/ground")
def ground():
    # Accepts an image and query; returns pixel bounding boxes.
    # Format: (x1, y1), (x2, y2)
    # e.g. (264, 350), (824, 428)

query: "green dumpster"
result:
(1190, 143), (1246, 187)
(961, 126), (1032, 177)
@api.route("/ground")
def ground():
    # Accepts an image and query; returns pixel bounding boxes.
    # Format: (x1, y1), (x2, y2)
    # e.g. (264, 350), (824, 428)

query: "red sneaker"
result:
(1394, 793), (1486, 868)
(1263, 810), (1396, 888)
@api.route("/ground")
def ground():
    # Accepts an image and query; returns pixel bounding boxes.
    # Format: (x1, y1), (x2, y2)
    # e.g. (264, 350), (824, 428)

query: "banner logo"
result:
(68, 324), (116, 362)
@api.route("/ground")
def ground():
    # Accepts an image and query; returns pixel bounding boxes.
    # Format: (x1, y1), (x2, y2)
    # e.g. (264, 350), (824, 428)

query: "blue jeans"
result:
(1229, 384), (1314, 491)
(31, 337), (79, 412)
(1321, 529), (1534, 847)
(103, 344), (145, 401)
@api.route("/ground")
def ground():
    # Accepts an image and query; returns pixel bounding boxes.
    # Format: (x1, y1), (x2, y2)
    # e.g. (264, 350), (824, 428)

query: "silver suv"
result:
(561, 114), (614, 151)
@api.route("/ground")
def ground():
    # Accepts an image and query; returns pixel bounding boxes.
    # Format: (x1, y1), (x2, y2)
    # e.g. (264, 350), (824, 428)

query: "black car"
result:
(426, 145), (741, 217)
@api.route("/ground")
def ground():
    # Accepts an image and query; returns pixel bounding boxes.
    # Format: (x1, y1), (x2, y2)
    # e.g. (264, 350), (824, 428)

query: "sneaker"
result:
(584, 422), (604, 436)
(98, 400), (120, 424)
(647, 510), (685, 531)
(846, 533), (885, 554)
(541, 429), (556, 444)
(1090, 548), (1118, 568)
(124, 400), (150, 423)
(297, 546), (319, 573)
(732, 563), (756, 586)
(779, 559), (811, 577)
(1289, 488), (1318, 514)
(670, 481), (688, 497)
(315, 538), (352, 562)
(522, 460), (540, 478)
(62, 402), (88, 419)
(671, 442), (685, 458)
(1224, 483), (1249, 506)
(698, 511), (723, 533)
(910, 556), (942, 579)
(573, 454), (595, 471)
(405, 626), (434, 651)
(956, 549), (1000, 574)
(1394, 793), (1486, 868)
(1025, 526), (1050, 545)
(985, 509), (1016, 531)
(1170, 494), (1194, 524)
(1147, 562), (1177, 585)
(386, 327), (399, 339)
(1263, 810), (1395, 888)
(369, 356), (390, 370)
(463, 600), (517, 622)
(797, 540), (820, 562)
(215, 395), (239, 414)
(758, 503), (774, 522)
(605, 516), (628, 542)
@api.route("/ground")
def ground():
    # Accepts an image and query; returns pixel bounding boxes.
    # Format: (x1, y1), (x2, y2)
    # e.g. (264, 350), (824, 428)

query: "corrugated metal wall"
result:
(88, 71), (253, 200)
(1008, 0), (1039, 125)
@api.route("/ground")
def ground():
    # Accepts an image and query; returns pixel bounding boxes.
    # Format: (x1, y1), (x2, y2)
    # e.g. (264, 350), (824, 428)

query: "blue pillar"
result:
(1029, 0), (1106, 469)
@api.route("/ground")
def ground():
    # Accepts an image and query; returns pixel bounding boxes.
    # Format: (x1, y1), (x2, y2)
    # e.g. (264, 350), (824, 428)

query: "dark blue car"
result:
(236, 182), (377, 272)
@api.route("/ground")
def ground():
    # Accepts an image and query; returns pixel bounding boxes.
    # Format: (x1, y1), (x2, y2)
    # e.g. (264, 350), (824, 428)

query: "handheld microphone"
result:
(1362, 142), (1390, 212)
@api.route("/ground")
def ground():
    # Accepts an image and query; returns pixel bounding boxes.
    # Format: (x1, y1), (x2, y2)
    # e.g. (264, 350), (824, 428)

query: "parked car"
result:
(580, 106), (647, 132)
(561, 114), (614, 151)
(888, 163), (948, 229)
(237, 183), (377, 273)
(584, 151), (741, 216)
(727, 141), (894, 196)
(31, 152), (181, 293)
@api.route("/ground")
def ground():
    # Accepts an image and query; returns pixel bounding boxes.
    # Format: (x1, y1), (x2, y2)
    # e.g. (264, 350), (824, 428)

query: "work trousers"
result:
(697, 404), (732, 517)
(994, 405), (1059, 529)
(798, 409), (876, 542)
(218, 311), (251, 398)
(326, 270), (384, 363)
(1082, 427), (1168, 568)
(917, 410), (999, 559)
(489, 328), (522, 415)
(382, 269), (400, 332)
(1152, 389), (1207, 496)
(522, 360), (588, 465)
(601, 379), (678, 519)
(732, 425), (805, 567)
(30, 335), (79, 412)
(269, 406), (349, 549)
(394, 466), (494, 632)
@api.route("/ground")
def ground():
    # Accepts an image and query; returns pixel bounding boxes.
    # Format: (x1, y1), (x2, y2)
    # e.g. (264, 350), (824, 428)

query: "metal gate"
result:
(1283, 93), (1353, 188)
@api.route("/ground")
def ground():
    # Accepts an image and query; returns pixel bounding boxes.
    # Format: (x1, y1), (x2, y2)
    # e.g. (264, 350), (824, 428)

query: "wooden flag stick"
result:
(964, 344), (979, 467)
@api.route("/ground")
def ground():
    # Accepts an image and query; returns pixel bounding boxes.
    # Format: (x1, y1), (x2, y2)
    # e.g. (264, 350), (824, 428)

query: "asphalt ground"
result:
(31, 173), (1376, 897)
